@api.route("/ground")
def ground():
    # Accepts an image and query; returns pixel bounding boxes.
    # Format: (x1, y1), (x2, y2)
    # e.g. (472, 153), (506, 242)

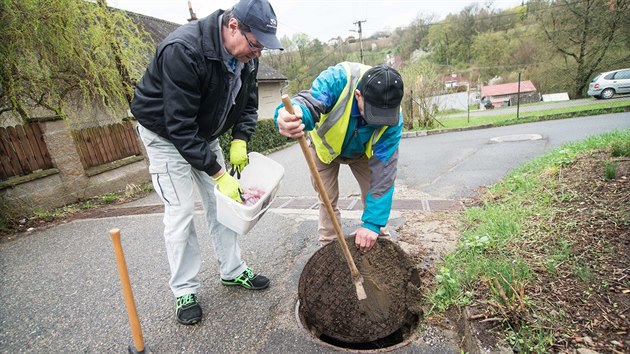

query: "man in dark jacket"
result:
(130, 0), (282, 325)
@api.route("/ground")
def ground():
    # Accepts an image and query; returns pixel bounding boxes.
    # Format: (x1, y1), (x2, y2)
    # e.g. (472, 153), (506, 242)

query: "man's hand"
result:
(229, 139), (248, 176)
(354, 227), (378, 253)
(277, 105), (305, 138)
(213, 171), (243, 202)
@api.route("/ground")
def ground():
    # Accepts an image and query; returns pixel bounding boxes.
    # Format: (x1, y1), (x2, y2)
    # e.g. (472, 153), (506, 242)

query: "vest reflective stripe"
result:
(365, 125), (388, 158)
(311, 62), (387, 164)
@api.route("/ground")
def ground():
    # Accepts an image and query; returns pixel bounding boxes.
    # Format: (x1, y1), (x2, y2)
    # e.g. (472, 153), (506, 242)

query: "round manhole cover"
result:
(298, 237), (422, 343)
(490, 133), (543, 143)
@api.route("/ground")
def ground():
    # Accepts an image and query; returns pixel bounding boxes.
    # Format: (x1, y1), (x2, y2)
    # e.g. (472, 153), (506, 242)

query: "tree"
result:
(471, 31), (512, 78)
(426, 17), (460, 65)
(531, 0), (630, 97)
(263, 34), (357, 97)
(426, 4), (490, 66)
(399, 62), (444, 129)
(0, 0), (152, 124)
(471, 25), (541, 81)
(392, 15), (434, 60)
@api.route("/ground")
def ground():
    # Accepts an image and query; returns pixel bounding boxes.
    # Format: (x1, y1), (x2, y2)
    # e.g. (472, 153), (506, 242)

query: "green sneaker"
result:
(176, 294), (202, 325)
(221, 267), (270, 290)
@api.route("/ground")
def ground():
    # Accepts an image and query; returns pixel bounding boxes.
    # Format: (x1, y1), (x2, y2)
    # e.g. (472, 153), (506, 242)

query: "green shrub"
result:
(610, 140), (630, 157)
(220, 119), (291, 161)
(0, 195), (28, 234)
(604, 161), (618, 181)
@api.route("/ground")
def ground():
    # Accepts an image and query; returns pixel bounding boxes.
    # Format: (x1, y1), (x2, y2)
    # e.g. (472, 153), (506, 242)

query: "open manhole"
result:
(297, 237), (423, 350)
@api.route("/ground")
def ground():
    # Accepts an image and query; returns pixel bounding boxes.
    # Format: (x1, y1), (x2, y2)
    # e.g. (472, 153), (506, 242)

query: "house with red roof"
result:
(480, 80), (540, 109)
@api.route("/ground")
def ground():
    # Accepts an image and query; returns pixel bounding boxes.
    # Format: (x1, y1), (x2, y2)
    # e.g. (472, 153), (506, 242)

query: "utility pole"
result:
(187, 1), (197, 22)
(352, 20), (366, 64)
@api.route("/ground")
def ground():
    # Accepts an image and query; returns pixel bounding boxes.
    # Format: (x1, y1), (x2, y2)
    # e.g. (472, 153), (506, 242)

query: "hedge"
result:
(219, 118), (291, 162)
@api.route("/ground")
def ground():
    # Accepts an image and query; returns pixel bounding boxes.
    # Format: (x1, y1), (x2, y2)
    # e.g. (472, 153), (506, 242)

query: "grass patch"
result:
(428, 128), (630, 351)
(0, 182), (154, 237)
(604, 160), (618, 180)
(0, 195), (28, 234)
(610, 139), (630, 157)
(430, 99), (630, 130)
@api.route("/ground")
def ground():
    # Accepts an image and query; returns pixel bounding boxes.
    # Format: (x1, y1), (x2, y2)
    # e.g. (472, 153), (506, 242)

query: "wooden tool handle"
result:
(109, 229), (145, 352)
(281, 95), (361, 279)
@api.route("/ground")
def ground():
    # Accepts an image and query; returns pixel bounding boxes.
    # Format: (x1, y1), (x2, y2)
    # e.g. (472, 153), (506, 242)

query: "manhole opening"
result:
(297, 300), (420, 351)
(297, 237), (424, 351)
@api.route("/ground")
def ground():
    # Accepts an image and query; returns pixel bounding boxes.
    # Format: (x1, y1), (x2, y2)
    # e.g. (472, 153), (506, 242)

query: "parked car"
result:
(587, 68), (630, 99)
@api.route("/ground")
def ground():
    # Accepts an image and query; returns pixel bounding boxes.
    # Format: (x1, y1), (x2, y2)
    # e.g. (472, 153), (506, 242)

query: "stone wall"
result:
(0, 119), (150, 209)
(258, 81), (285, 119)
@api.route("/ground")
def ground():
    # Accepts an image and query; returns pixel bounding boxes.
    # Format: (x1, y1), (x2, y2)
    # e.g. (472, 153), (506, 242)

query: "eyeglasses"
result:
(240, 30), (265, 52)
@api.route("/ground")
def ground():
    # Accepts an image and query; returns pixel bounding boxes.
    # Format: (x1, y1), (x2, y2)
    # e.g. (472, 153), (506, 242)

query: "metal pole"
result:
(467, 81), (470, 124)
(410, 89), (414, 128)
(516, 72), (521, 119)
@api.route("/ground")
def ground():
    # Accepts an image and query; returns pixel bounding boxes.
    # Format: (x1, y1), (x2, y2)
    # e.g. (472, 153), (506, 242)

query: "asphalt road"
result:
(1, 112), (628, 353)
(399, 112), (630, 199)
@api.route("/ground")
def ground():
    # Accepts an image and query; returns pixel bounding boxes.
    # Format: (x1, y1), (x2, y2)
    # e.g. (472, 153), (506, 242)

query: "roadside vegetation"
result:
(428, 129), (630, 352)
(0, 183), (153, 238)
(433, 98), (630, 130)
(1, 0), (152, 124)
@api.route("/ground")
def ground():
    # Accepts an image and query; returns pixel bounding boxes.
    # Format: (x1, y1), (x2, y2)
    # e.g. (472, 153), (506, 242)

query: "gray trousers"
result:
(308, 145), (371, 246)
(137, 124), (247, 297)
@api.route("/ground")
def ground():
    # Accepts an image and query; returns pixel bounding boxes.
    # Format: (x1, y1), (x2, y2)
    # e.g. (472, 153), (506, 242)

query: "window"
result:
(613, 70), (630, 80)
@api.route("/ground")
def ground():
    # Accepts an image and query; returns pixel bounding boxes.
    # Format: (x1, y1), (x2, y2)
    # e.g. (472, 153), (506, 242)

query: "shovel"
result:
(282, 95), (367, 301)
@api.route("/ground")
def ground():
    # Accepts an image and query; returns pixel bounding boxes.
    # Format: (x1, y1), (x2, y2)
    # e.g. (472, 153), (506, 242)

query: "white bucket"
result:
(214, 152), (285, 234)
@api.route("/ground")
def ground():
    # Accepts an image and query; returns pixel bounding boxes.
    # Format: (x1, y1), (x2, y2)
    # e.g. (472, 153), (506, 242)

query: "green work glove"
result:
(213, 171), (243, 203)
(229, 139), (248, 177)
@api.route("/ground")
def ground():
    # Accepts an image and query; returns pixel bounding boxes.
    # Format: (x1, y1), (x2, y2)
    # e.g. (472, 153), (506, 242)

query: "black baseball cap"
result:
(359, 65), (404, 126)
(233, 0), (283, 50)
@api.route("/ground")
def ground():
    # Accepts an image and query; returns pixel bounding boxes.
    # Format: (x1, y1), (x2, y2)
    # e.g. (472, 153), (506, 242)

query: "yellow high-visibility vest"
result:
(310, 62), (389, 163)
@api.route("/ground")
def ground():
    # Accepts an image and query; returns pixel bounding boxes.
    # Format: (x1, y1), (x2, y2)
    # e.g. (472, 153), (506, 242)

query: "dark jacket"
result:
(130, 10), (259, 176)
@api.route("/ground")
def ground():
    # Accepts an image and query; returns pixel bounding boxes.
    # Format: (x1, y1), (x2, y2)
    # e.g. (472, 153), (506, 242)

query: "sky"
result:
(107, 0), (525, 43)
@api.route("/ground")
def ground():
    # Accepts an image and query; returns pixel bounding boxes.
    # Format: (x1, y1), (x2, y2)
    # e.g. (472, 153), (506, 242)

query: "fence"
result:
(71, 121), (143, 170)
(0, 123), (54, 180)
(1, 119), (149, 210)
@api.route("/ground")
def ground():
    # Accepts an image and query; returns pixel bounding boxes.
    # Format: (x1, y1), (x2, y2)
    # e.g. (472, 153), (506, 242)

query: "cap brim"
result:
(250, 28), (283, 50)
(364, 103), (400, 126)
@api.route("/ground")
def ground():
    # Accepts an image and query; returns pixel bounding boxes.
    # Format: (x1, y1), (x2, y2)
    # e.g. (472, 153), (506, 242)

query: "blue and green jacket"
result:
(274, 62), (402, 233)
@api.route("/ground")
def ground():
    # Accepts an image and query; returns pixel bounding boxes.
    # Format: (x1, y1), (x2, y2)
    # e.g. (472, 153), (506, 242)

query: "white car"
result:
(587, 68), (630, 99)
